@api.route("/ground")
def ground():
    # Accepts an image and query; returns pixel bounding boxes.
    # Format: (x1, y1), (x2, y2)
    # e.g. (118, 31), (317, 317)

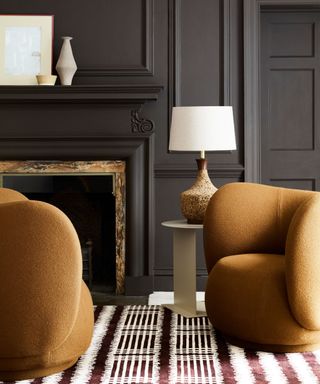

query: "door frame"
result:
(243, 0), (320, 182)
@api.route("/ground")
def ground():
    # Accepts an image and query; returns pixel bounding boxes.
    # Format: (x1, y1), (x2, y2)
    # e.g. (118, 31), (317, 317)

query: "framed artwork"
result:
(0, 15), (53, 85)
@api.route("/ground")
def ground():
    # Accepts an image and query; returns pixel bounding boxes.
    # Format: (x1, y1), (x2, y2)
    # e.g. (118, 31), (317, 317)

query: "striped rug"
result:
(2, 305), (320, 383)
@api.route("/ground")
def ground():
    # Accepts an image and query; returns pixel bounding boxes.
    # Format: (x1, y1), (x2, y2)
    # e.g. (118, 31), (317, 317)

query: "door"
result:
(261, 10), (320, 190)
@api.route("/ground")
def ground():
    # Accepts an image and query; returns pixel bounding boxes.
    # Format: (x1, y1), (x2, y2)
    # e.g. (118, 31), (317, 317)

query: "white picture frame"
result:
(0, 15), (53, 85)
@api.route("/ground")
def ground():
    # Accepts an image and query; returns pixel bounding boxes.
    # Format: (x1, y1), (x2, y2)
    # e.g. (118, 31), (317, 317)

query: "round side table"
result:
(161, 219), (206, 317)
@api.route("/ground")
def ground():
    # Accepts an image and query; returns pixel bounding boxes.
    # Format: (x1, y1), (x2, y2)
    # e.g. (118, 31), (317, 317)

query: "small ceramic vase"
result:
(56, 36), (77, 85)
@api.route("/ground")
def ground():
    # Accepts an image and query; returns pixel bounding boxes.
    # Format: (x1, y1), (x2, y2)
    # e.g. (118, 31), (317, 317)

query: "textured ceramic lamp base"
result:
(181, 159), (217, 224)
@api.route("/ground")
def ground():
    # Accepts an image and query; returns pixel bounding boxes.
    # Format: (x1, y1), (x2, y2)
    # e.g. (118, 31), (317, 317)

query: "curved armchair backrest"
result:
(203, 182), (315, 273)
(0, 198), (83, 357)
(0, 187), (28, 203)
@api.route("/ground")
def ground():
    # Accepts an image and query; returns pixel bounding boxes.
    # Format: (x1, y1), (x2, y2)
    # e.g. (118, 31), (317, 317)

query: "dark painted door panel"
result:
(261, 11), (320, 191)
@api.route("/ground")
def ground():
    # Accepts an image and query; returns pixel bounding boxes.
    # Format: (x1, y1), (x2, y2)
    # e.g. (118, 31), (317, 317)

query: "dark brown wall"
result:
(0, 0), (244, 291)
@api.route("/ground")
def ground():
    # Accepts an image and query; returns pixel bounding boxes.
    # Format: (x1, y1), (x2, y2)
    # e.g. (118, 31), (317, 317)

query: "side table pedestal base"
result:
(161, 220), (207, 318)
(164, 301), (206, 318)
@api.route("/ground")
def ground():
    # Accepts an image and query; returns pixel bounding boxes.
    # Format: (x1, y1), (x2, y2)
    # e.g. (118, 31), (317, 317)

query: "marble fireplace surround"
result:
(0, 160), (126, 294)
(0, 84), (161, 295)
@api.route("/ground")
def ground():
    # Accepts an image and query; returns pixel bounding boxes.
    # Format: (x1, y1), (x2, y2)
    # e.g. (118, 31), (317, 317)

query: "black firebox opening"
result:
(3, 175), (116, 293)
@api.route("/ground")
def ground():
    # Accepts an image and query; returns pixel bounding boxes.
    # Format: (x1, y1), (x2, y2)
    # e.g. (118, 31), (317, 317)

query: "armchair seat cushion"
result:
(206, 253), (320, 351)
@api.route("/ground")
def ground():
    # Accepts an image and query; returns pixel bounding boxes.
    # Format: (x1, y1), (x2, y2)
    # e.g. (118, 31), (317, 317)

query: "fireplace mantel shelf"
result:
(0, 84), (163, 104)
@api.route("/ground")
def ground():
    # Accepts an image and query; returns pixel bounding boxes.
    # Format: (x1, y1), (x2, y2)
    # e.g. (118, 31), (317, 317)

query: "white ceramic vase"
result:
(56, 36), (77, 85)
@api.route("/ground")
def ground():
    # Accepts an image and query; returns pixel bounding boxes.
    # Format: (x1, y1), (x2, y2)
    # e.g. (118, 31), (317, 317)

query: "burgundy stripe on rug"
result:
(2, 305), (320, 383)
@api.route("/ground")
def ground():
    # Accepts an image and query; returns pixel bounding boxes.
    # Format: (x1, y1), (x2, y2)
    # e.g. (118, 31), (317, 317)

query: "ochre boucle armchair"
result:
(0, 188), (94, 381)
(204, 182), (320, 352)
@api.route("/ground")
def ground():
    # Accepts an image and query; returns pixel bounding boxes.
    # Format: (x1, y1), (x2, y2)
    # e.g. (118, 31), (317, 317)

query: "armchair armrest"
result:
(286, 195), (320, 330)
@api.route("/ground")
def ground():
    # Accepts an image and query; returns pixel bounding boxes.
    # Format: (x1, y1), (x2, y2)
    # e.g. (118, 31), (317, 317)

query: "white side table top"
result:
(161, 219), (203, 229)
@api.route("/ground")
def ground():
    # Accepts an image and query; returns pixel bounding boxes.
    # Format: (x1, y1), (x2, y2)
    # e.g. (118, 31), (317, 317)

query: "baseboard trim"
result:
(125, 276), (154, 295)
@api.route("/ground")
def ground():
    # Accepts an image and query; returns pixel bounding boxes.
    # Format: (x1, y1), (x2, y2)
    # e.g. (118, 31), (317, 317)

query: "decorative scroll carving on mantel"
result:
(0, 84), (163, 104)
(131, 109), (154, 133)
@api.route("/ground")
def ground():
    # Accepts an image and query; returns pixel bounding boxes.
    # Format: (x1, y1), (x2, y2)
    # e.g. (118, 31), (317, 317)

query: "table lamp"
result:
(169, 106), (236, 224)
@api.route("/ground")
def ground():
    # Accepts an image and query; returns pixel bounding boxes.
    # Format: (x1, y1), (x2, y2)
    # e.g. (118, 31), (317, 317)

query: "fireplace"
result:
(0, 160), (126, 293)
(0, 84), (162, 295)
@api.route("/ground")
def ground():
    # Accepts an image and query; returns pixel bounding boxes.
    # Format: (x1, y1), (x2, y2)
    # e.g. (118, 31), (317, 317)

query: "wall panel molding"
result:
(168, 0), (181, 109)
(155, 268), (207, 276)
(167, 0), (233, 153)
(154, 166), (244, 179)
(166, 0), (182, 153)
(77, 0), (154, 77)
(169, 0), (232, 108)
(222, 0), (231, 104)
(270, 178), (316, 190)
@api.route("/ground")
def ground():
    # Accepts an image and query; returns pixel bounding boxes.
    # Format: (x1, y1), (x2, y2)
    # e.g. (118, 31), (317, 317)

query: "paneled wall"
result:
(0, 0), (244, 291)
(260, 10), (320, 191)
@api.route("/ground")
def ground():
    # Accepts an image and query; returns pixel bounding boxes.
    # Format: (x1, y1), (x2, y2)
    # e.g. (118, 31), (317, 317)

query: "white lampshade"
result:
(169, 106), (236, 151)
